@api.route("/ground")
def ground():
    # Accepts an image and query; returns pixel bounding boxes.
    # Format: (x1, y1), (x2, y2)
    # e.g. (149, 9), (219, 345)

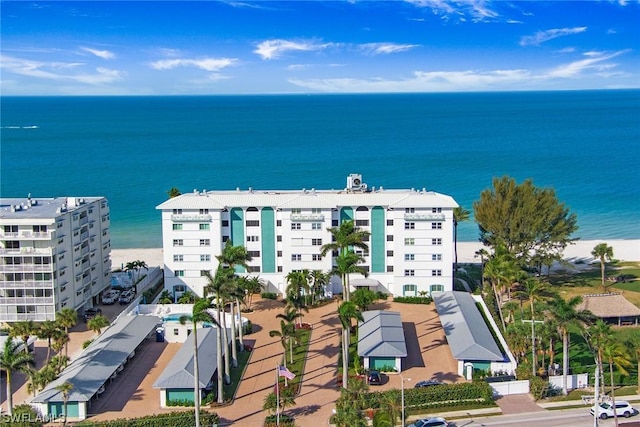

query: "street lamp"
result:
(400, 373), (411, 427)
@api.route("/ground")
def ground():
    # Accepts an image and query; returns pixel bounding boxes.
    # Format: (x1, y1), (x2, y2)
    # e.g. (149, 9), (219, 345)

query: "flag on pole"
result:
(278, 365), (295, 380)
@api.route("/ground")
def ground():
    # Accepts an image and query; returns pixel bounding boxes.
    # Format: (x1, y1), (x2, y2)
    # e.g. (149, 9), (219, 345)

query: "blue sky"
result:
(1, 1), (639, 95)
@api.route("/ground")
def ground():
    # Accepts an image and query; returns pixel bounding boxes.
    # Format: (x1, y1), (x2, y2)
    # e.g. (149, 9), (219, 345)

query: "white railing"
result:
(290, 213), (325, 221)
(0, 264), (53, 272)
(0, 297), (55, 305)
(0, 280), (54, 288)
(0, 247), (55, 255)
(171, 214), (212, 222)
(403, 213), (446, 221)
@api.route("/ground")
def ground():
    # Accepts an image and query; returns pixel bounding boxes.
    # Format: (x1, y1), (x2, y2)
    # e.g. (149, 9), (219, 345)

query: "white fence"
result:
(549, 373), (589, 391)
(489, 380), (530, 396)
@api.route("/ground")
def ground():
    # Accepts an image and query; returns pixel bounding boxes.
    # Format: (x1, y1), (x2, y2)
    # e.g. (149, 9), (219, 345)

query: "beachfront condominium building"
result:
(0, 196), (112, 322)
(157, 175), (458, 299)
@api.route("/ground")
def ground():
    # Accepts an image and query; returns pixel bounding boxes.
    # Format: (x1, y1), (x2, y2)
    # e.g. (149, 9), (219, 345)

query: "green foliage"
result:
(142, 279), (165, 304)
(166, 398), (194, 407)
(372, 410), (394, 427)
(529, 376), (549, 400)
(82, 339), (94, 349)
(392, 296), (432, 304)
(264, 414), (295, 427)
(351, 288), (380, 311)
(0, 404), (43, 426)
(261, 292), (278, 299)
(74, 411), (219, 426)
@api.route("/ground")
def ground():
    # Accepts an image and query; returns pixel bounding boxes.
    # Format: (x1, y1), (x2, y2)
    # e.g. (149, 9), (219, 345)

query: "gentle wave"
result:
(0, 125), (39, 129)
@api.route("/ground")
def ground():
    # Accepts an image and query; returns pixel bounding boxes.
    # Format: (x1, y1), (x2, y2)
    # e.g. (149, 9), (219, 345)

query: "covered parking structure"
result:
(433, 291), (516, 379)
(153, 327), (227, 407)
(357, 310), (407, 373)
(32, 314), (161, 421)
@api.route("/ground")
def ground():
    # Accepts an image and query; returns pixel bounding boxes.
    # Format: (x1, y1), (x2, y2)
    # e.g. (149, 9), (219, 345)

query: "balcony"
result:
(0, 247), (55, 256)
(19, 230), (55, 240)
(0, 264), (53, 273)
(0, 280), (55, 288)
(290, 213), (325, 222)
(0, 296), (55, 305)
(171, 214), (212, 222)
(403, 213), (446, 221)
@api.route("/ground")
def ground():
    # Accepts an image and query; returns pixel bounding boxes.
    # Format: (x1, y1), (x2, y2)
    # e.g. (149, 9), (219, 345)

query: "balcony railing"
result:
(290, 214), (325, 222)
(19, 231), (55, 239)
(0, 264), (53, 273)
(403, 213), (446, 221)
(0, 247), (55, 256)
(0, 296), (55, 305)
(171, 214), (212, 222)
(0, 280), (55, 288)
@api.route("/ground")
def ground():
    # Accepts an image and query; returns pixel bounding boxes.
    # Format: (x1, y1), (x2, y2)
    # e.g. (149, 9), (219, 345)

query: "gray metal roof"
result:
(433, 291), (505, 362)
(153, 327), (226, 390)
(0, 197), (105, 220)
(357, 310), (407, 358)
(32, 315), (161, 403)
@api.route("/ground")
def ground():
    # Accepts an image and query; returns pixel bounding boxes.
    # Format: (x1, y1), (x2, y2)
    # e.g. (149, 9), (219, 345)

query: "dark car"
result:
(83, 307), (103, 322)
(367, 370), (382, 385)
(415, 379), (444, 388)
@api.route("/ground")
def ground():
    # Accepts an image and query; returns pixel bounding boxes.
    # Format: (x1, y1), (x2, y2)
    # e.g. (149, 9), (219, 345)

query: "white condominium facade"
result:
(0, 196), (112, 322)
(157, 175), (458, 298)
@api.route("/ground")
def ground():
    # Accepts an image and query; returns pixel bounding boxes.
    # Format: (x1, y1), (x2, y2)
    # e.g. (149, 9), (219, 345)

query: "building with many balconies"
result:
(156, 175), (458, 299)
(0, 196), (111, 321)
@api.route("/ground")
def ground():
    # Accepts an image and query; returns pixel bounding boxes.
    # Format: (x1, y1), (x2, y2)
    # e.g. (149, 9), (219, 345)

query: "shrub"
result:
(166, 398), (194, 407)
(1, 404), (43, 426)
(82, 339), (94, 349)
(392, 296), (432, 305)
(261, 292), (278, 300)
(73, 412), (219, 426)
(529, 377), (547, 400)
(243, 320), (253, 335)
(264, 414), (295, 426)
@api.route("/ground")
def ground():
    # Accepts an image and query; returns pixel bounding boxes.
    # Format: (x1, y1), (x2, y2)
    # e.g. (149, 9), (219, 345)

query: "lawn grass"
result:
(276, 328), (311, 393)
(224, 349), (252, 401)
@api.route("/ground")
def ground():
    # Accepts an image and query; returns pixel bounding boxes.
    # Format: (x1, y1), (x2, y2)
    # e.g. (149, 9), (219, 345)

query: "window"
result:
(432, 254), (442, 261)
(57, 222), (63, 229)
(386, 250), (394, 257)
(277, 251), (282, 257)
(356, 219), (369, 226)
(199, 208), (209, 214)
(404, 269), (415, 276)
(386, 235), (393, 241)
(248, 266), (261, 273)
(200, 239), (210, 246)
(432, 222), (442, 230)
(405, 208), (415, 213)
(432, 238), (442, 245)
(246, 220), (260, 227)
(199, 223), (210, 230)
(201, 254), (211, 262)
(312, 223), (322, 230)
(405, 254), (415, 261)
(291, 223), (301, 230)
(277, 266), (283, 273)
(311, 238), (322, 246)
(332, 220), (339, 227)
(387, 266), (394, 272)
(172, 209), (182, 214)
(291, 254), (302, 261)
(404, 222), (415, 230)
(432, 270), (442, 276)
(175, 270), (185, 277)
(430, 284), (444, 293)
(200, 270), (209, 277)
(277, 220), (282, 226)
(291, 208), (301, 214)
(387, 219), (394, 226)
(432, 207), (442, 213)
(33, 225), (47, 232)
(173, 255), (184, 262)
(403, 284), (417, 295)
(312, 254), (322, 261)
(247, 250), (260, 257)
(222, 220), (229, 227)
(404, 238), (415, 245)
(173, 239), (183, 247)
(222, 235), (230, 242)
(277, 235), (282, 242)
(173, 329), (179, 336)
(312, 208), (321, 214)
(247, 235), (259, 242)
(172, 224), (183, 230)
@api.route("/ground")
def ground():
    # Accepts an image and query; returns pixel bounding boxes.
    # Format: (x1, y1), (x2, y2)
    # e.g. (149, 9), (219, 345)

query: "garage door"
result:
(371, 357), (396, 371)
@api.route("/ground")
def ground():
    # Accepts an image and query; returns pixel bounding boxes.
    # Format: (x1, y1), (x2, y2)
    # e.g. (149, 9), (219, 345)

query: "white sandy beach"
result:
(111, 239), (639, 272)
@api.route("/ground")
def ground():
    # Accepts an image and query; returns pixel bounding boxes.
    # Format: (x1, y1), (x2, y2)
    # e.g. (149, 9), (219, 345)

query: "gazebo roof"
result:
(577, 293), (640, 318)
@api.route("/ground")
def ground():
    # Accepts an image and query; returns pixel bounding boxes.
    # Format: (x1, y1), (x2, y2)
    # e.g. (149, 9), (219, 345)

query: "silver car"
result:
(407, 417), (449, 427)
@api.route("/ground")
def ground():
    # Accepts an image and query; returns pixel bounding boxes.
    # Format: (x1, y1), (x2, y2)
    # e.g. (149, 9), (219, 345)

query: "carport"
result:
(32, 314), (161, 420)
(358, 310), (407, 373)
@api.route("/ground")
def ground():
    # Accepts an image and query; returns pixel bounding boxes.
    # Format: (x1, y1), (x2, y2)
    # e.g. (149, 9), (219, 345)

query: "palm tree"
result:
(591, 243), (614, 291)
(623, 331), (640, 394)
(285, 270), (311, 323)
(601, 339), (632, 425)
(55, 381), (74, 426)
(0, 339), (35, 415)
(56, 308), (77, 360)
(269, 320), (295, 385)
(204, 268), (234, 386)
(9, 320), (36, 354)
(310, 269), (329, 304)
(277, 306), (304, 363)
(453, 206), (471, 272)
(216, 239), (252, 274)
(547, 295), (593, 394)
(514, 277), (551, 376)
(320, 219), (370, 301)
(484, 246), (522, 331)
(179, 296), (220, 427)
(37, 320), (61, 363)
(337, 301), (364, 389)
(87, 314), (110, 336)
(167, 187), (182, 198)
(178, 290), (197, 303)
(586, 320), (612, 396)
(239, 276), (264, 311)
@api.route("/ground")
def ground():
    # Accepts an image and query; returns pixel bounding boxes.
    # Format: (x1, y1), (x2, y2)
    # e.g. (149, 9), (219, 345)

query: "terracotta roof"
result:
(578, 293), (640, 318)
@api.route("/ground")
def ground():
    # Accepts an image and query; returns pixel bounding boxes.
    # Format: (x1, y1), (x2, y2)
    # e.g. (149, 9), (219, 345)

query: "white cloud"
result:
(405, 0), (499, 22)
(359, 43), (420, 55)
(506, 19), (523, 24)
(547, 50), (628, 78)
(254, 39), (332, 60)
(287, 64), (310, 71)
(607, 28), (617, 35)
(150, 57), (237, 71)
(555, 47), (576, 54)
(0, 54), (123, 84)
(520, 27), (587, 46)
(80, 47), (115, 60)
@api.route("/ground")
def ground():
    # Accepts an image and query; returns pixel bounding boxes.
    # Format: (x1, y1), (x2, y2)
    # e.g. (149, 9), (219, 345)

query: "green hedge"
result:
(366, 382), (494, 411)
(261, 292), (278, 300)
(392, 296), (432, 305)
(74, 410), (219, 426)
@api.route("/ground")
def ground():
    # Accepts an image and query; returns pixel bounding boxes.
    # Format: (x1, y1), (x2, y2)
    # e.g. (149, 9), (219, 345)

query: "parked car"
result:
(101, 290), (120, 305)
(119, 290), (135, 305)
(83, 307), (103, 322)
(367, 370), (383, 385)
(590, 400), (637, 419)
(407, 417), (449, 427)
(415, 379), (444, 388)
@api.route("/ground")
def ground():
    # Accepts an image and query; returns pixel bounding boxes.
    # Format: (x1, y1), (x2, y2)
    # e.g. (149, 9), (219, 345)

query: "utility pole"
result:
(594, 364), (599, 427)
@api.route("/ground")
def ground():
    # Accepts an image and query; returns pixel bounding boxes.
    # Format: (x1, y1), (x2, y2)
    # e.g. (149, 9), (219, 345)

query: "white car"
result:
(407, 417), (449, 427)
(101, 290), (120, 305)
(590, 400), (637, 419)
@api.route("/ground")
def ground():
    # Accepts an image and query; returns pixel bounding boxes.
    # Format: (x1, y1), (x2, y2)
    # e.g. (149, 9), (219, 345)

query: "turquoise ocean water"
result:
(1, 90), (639, 248)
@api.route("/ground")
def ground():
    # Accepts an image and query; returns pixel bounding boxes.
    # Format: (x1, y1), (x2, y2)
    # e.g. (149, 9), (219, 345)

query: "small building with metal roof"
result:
(357, 310), (407, 373)
(31, 314), (161, 421)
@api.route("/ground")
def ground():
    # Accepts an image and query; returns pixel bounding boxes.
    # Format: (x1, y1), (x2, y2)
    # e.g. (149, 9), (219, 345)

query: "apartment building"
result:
(156, 175), (458, 299)
(0, 196), (112, 321)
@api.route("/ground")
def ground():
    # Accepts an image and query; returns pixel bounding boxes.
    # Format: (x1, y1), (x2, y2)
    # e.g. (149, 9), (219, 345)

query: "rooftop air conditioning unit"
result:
(347, 173), (363, 191)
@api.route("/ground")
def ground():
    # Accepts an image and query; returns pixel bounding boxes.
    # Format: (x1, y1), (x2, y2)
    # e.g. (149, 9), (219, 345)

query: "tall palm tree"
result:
(547, 295), (593, 394)
(623, 331), (640, 394)
(277, 306), (304, 363)
(87, 314), (110, 336)
(601, 339), (632, 426)
(204, 268), (234, 385)
(0, 339), (35, 415)
(591, 243), (614, 291)
(337, 301), (364, 389)
(216, 239), (252, 274)
(55, 381), (74, 427)
(586, 320), (612, 396)
(179, 296), (220, 427)
(37, 320), (61, 363)
(285, 270), (311, 323)
(453, 206), (471, 272)
(269, 320), (295, 385)
(310, 269), (329, 304)
(514, 277), (551, 375)
(9, 320), (36, 354)
(239, 275), (264, 311)
(320, 219), (370, 302)
(56, 308), (77, 360)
